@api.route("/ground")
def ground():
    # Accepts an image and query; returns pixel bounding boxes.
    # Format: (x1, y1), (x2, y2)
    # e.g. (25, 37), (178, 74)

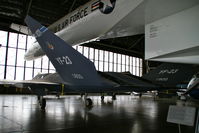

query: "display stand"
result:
(178, 124), (181, 133)
(195, 110), (199, 133)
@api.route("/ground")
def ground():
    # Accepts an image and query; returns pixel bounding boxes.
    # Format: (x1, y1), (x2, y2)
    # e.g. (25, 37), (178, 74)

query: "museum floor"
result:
(0, 95), (197, 133)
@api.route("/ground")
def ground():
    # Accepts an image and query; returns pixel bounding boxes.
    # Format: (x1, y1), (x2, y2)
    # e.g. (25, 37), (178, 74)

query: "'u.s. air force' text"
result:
(55, 7), (88, 32)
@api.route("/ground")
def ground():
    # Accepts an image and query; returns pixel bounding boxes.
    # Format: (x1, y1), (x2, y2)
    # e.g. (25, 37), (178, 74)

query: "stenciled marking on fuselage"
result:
(72, 73), (84, 79)
(156, 78), (168, 82)
(46, 42), (54, 50)
(158, 69), (179, 74)
(54, 0), (116, 32)
(55, 56), (72, 65)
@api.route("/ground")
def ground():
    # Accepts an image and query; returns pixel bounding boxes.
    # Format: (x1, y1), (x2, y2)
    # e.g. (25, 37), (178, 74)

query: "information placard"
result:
(167, 105), (196, 126)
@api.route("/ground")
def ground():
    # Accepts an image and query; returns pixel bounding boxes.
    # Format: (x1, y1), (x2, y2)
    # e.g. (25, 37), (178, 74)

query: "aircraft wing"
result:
(0, 72), (69, 96)
(0, 78), (64, 96)
(99, 62), (199, 93)
(0, 73), (63, 88)
(0, 79), (59, 87)
(0, 80), (22, 88)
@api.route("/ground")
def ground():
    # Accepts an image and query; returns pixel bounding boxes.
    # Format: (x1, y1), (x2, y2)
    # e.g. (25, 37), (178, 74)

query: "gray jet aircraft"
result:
(17, 16), (198, 109)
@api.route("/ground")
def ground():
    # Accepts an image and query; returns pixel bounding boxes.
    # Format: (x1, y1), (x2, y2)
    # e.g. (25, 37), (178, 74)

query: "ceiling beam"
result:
(24, 0), (33, 18)
(83, 41), (144, 58)
(68, 0), (77, 13)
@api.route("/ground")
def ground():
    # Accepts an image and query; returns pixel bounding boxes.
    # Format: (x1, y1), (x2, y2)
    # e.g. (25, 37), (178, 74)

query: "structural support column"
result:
(4, 32), (9, 79)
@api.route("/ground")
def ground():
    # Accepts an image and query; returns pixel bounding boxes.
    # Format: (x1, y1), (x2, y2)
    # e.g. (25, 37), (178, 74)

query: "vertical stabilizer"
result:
(25, 16), (101, 87)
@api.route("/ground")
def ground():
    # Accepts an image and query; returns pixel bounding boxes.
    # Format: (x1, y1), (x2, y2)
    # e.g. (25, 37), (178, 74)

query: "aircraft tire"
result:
(38, 96), (41, 102)
(101, 96), (104, 101)
(56, 93), (60, 99)
(112, 94), (116, 100)
(41, 98), (46, 110)
(139, 93), (142, 98)
(80, 93), (84, 98)
(85, 98), (93, 106)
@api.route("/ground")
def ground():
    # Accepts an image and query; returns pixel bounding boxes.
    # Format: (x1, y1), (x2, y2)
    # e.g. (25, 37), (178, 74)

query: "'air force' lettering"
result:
(55, 7), (88, 32)
(55, 0), (117, 32)
(55, 56), (72, 65)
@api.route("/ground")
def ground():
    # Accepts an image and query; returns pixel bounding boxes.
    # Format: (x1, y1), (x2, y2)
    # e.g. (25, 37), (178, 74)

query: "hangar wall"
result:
(0, 30), (143, 80)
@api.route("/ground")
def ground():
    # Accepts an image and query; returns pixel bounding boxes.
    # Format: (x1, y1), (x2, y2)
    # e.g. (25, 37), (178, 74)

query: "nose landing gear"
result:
(38, 96), (46, 110)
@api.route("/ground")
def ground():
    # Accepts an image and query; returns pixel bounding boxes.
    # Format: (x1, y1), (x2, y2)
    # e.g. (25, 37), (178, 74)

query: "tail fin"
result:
(24, 16), (101, 86)
(142, 63), (198, 86)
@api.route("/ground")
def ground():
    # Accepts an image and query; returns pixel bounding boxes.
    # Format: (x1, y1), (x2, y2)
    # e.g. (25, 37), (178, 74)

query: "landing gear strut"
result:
(101, 93), (105, 101)
(80, 93), (84, 98)
(56, 93), (60, 99)
(139, 93), (142, 98)
(41, 98), (46, 110)
(84, 94), (93, 107)
(37, 96), (46, 110)
(37, 96), (41, 101)
(85, 98), (93, 106)
(112, 94), (116, 100)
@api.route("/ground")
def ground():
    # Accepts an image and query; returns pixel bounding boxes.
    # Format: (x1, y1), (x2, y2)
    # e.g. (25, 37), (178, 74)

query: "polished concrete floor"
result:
(0, 94), (197, 133)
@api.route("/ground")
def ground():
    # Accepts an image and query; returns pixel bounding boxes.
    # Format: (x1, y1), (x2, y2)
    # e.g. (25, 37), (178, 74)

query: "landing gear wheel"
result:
(56, 93), (60, 99)
(80, 93), (84, 98)
(41, 98), (46, 110)
(101, 96), (104, 101)
(85, 98), (93, 107)
(37, 96), (41, 102)
(139, 93), (142, 98)
(112, 94), (116, 100)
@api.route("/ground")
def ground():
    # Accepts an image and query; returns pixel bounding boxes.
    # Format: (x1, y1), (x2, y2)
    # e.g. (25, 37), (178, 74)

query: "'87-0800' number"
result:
(72, 74), (84, 79)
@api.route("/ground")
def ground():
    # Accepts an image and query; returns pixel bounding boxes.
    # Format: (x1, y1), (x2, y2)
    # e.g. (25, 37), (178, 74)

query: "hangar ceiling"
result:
(0, 0), (144, 58)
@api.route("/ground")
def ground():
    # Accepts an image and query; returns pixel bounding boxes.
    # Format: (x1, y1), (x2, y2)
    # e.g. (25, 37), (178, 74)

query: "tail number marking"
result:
(72, 74), (84, 79)
(56, 56), (72, 65)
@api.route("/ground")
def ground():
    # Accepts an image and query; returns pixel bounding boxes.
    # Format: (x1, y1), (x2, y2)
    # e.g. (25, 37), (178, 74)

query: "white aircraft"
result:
(11, 0), (145, 60)
(11, 0), (199, 65)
